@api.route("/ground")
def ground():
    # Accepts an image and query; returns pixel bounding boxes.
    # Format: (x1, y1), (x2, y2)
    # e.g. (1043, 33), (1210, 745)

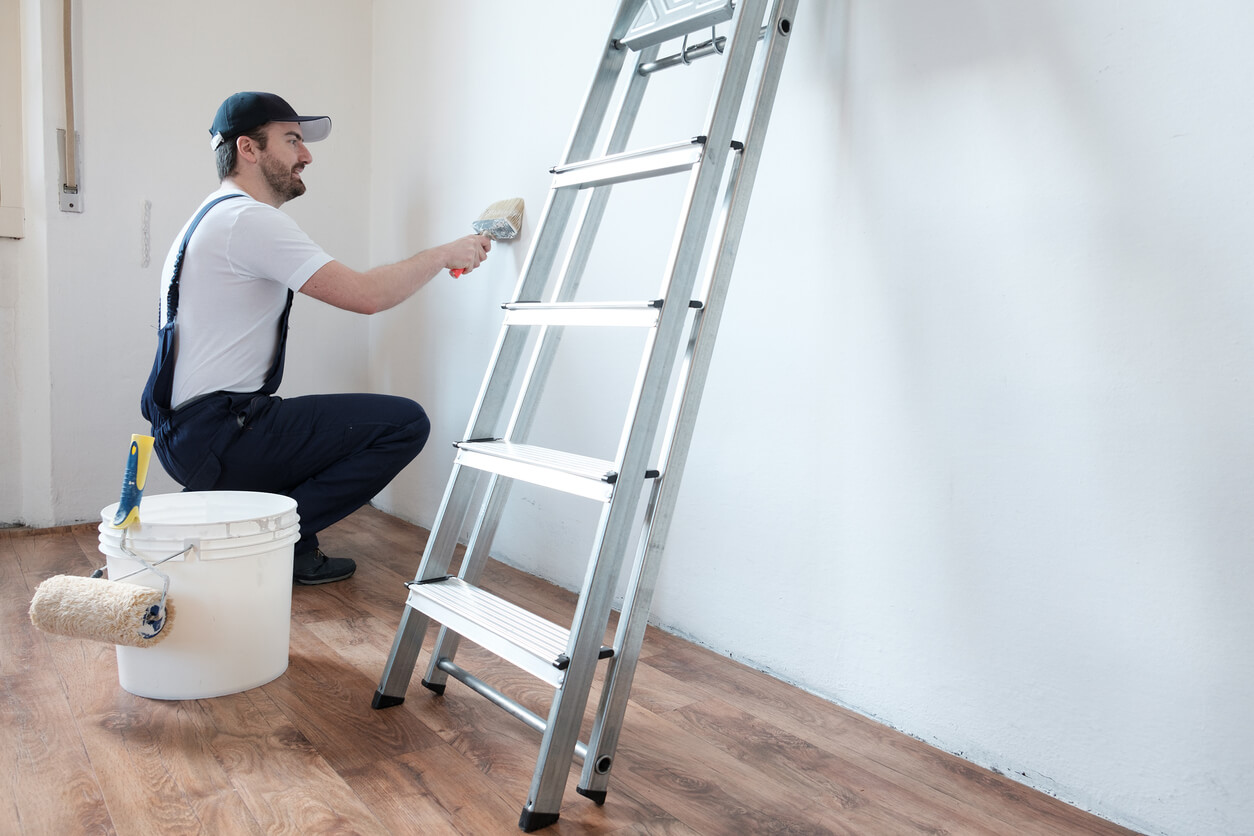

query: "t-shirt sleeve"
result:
(225, 203), (335, 293)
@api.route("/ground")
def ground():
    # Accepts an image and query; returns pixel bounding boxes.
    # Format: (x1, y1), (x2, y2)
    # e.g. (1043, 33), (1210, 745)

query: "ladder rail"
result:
(461, 189), (579, 442)
(375, 0), (796, 829)
(413, 10), (660, 714)
(521, 0), (773, 821)
(505, 42), (661, 442)
(424, 43), (663, 692)
(563, 1), (652, 167)
(459, 3), (639, 446)
(578, 0), (799, 794)
(373, 462), (480, 704)
(606, 0), (769, 474)
(421, 472), (510, 691)
(414, 22), (661, 710)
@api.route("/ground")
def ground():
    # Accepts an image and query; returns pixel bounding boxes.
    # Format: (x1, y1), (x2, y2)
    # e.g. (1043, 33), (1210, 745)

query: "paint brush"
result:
(451, 197), (525, 277)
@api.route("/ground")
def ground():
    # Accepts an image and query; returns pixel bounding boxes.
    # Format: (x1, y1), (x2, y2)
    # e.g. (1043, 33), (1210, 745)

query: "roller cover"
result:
(29, 575), (175, 647)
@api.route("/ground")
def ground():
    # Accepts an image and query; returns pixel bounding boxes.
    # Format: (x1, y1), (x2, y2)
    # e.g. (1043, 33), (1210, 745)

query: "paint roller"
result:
(28, 574), (175, 647)
(28, 434), (177, 647)
(450, 197), (525, 278)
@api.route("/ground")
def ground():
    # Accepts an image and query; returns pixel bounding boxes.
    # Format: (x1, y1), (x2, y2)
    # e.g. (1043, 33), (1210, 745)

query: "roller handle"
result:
(110, 434), (154, 529)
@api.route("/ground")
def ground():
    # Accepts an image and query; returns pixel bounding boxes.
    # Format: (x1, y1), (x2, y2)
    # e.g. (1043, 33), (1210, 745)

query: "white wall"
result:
(6, 2), (1251, 834)
(2, 0), (55, 526)
(0, 0), (27, 524)
(366, 0), (615, 517)
(371, 4), (1253, 835)
(3, 0), (375, 526)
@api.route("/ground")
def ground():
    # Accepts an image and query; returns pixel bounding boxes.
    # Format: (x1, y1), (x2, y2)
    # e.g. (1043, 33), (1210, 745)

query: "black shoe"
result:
(293, 549), (356, 585)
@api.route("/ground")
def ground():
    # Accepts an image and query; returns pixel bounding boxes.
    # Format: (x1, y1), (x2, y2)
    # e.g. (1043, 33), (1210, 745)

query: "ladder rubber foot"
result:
(421, 678), (446, 696)
(371, 690), (405, 709)
(518, 809), (560, 832)
(576, 785), (608, 805)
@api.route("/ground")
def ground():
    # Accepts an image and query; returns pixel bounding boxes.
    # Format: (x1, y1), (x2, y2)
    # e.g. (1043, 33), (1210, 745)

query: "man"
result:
(141, 91), (491, 585)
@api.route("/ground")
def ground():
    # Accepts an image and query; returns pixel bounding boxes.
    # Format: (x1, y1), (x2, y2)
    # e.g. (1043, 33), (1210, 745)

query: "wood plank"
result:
(343, 745), (521, 835)
(0, 521), (99, 540)
(411, 648), (687, 834)
(612, 703), (858, 836)
(191, 688), (389, 834)
(0, 534), (116, 835)
(0, 510), (1144, 836)
(645, 640), (1140, 835)
(0, 668), (115, 835)
(35, 600), (265, 834)
(672, 696), (1007, 835)
(260, 621), (446, 774)
(73, 697), (262, 834)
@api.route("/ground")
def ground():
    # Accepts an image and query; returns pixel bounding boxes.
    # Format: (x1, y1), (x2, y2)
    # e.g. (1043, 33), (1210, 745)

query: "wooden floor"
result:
(2, 507), (1140, 835)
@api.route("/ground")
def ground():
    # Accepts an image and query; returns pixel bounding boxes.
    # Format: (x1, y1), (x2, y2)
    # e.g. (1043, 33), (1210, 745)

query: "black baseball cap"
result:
(209, 92), (332, 150)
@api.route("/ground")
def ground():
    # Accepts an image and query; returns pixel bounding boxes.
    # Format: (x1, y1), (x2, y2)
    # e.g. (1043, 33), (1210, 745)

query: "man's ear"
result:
(235, 133), (259, 164)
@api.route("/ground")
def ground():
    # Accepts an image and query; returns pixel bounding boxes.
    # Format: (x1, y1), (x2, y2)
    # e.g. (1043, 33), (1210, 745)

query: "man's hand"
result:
(446, 234), (492, 277)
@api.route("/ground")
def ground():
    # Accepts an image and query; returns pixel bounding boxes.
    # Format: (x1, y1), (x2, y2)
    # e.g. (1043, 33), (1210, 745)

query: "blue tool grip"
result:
(111, 434), (154, 529)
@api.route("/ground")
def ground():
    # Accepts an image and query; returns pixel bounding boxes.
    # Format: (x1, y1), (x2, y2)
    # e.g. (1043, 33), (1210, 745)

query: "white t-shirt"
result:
(158, 186), (334, 409)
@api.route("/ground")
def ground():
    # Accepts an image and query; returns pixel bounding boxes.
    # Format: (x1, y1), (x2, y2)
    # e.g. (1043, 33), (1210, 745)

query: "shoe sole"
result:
(294, 570), (356, 586)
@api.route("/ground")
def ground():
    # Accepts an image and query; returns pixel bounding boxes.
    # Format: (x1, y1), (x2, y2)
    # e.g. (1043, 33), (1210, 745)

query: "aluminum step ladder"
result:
(373, 1), (797, 830)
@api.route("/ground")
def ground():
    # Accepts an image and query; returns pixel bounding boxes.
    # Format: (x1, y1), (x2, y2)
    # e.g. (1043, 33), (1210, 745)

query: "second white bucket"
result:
(97, 491), (299, 700)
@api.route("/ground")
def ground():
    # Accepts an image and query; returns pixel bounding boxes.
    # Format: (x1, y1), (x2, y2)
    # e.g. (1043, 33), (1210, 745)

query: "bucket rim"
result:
(101, 526), (300, 564)
(99, 491), (298, 528)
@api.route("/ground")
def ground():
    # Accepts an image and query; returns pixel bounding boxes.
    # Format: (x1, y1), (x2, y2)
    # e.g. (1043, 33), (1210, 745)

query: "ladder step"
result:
(456, 440), (655, 502)
(406, 577), (612, 687)
(551, 137), (705, 190)
(621, 0), (736, 51)
(502, 300), (663, 327)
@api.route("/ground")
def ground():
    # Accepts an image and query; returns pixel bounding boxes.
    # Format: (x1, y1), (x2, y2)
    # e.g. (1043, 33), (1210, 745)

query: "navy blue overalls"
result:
(141, 194), (431, 558)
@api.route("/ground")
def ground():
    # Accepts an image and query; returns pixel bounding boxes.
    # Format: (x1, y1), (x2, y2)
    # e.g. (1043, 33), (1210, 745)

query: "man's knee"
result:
(396, 399), (431, 457)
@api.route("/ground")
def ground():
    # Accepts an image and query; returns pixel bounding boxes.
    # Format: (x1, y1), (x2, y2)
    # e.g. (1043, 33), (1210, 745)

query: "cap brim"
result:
(295, 116), (332, 143)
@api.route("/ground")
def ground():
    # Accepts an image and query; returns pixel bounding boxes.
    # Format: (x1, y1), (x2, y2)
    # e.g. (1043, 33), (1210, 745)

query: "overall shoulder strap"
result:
(162, 193), (246, 325)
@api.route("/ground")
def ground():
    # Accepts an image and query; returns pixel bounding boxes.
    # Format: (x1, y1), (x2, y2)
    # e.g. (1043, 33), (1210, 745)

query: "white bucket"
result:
(97, 491), (299, 700)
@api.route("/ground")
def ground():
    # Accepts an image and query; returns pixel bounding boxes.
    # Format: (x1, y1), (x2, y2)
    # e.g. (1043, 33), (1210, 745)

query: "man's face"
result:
(258, 121), (312, 203)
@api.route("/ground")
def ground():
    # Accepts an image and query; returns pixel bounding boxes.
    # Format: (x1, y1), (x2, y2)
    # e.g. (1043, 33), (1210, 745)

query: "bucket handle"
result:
(103, 534), (193, 583)
(89, 528), (189, 641)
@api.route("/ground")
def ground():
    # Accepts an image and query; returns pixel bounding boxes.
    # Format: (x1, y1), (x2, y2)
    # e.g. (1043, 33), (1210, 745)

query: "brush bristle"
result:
(471, 197), (525, 239)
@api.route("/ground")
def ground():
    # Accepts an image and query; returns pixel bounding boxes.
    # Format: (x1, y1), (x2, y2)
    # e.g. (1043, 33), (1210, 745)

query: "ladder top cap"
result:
(619, 0), (735, 52)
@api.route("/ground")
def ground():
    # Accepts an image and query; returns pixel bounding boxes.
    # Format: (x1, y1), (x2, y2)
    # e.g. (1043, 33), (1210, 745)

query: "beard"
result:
(259, 151), (307, 202)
